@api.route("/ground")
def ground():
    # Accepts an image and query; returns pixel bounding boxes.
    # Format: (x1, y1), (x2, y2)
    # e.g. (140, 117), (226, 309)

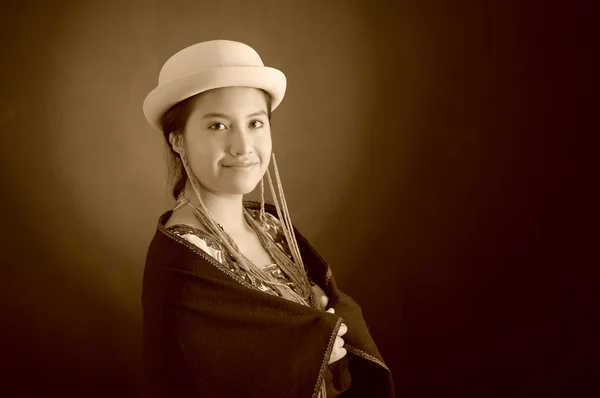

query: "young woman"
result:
(141, 40), (394, 397)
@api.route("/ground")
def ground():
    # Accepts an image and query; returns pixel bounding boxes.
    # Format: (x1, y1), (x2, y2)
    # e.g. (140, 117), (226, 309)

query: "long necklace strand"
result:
(270, 154), (304, 269)
(178, 150), (313, 306)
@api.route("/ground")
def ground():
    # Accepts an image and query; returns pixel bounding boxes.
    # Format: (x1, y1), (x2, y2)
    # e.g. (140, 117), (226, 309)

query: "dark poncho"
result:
(142, 201), (395, 397)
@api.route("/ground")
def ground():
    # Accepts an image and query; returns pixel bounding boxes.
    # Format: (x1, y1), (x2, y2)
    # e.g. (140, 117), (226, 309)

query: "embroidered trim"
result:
(312, 316), (343, 398)
(166, 224), (225, 252)
(345, 343), (391, 372)
(159, 217), (312, 303)
(165, 212), (300, 297)
(158, 223), (257, 291)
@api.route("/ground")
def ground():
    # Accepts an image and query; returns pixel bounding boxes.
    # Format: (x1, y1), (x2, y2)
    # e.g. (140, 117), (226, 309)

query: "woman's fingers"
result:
(319, 295), (329, 310)
(325, 310), (348, 365)
(328, 341), (347, 365)
(328, 352), (339, 365)
(311, 284), (329, 311)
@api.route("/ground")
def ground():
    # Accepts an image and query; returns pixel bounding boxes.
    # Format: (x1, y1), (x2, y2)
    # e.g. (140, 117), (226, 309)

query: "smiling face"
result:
(170, 87), (272, 197)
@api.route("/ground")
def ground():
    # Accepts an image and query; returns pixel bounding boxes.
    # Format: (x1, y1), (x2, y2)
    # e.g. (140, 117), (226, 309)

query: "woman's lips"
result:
(224, 163), (257, 171)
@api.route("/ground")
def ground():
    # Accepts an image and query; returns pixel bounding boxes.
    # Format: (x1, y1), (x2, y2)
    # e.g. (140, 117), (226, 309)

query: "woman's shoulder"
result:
(164, 205), (208, 232)
(163, 206), (229, 261)
(164, 206), (221, 246)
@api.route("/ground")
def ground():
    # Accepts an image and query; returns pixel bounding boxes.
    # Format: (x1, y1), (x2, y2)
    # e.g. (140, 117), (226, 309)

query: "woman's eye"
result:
(249, 120), (264, 129)
(209, 123), (226, 131)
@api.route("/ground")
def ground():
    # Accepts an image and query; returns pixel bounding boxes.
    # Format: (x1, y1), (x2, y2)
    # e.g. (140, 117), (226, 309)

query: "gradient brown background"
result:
(1, 0), (571, 396)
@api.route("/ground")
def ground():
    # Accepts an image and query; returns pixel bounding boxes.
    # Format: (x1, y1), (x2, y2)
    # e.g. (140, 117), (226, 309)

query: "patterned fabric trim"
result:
(157, 226), (257, 291)
(166, 209), (301, 298)
(313, 317), (343, 398)
(345, 344), (391, 372)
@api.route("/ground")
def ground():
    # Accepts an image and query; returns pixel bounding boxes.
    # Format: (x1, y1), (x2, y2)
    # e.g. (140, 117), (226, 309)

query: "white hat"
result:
(143, 40), (287, 132)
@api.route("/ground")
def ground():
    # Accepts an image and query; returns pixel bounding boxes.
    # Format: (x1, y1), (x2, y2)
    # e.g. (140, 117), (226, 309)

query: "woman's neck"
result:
(181, 182), (251, 236)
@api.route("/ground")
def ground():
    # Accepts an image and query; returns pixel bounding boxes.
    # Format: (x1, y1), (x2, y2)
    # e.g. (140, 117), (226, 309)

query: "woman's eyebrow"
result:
(200, 112), (229, 120)
(247, 110), (267, 118)
(200, 110), (267, 120)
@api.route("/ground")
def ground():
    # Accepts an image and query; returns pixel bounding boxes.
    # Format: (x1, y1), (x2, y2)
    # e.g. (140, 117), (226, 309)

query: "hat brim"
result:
(143, 66), (287, 132)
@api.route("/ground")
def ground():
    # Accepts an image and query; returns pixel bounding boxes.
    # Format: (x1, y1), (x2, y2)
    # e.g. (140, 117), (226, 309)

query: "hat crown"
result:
(143, 39), (286, 131)
(158, 40), (265, 85)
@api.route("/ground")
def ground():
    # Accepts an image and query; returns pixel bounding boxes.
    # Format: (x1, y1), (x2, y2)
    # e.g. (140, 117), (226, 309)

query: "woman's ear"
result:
(169, 132), (184, 155)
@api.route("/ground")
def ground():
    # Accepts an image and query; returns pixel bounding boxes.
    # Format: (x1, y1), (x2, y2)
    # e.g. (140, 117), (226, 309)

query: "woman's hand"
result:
(327, 308), (348, 364)
(312, 283), (329, 311)
(312, 284), (347, 364)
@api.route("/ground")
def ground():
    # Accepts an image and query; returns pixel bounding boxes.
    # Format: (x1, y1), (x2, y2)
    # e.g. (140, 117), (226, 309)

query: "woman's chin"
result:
(221, 180), (260, 196)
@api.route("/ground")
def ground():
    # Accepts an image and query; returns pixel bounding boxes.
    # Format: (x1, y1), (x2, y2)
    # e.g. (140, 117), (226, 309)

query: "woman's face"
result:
(176, 87), (272, 197)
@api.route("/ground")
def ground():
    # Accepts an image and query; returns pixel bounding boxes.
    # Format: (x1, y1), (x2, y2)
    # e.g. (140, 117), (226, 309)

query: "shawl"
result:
(141, 201), (395, 397)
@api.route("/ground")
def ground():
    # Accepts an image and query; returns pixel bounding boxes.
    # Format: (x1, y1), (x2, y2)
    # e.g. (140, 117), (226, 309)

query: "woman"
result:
(141, 40), (394, 397)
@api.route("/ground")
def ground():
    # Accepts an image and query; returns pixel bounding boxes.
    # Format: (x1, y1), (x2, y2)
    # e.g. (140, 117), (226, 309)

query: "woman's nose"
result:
(229, 126), (253, 156)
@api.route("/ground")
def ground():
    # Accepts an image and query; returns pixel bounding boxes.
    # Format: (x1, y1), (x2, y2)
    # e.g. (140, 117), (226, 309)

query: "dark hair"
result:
(161, 88), (273, 199)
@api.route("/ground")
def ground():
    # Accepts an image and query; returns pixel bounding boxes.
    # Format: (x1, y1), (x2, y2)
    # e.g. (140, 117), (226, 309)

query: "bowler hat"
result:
(143, 40), (287, 132)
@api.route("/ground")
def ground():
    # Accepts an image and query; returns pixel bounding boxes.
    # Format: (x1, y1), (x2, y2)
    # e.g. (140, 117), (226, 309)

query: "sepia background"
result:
(1, 0), (571, 396)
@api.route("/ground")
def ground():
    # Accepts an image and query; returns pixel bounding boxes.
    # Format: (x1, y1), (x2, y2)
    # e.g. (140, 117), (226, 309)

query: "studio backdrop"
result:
(1, 0), (558, 396)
